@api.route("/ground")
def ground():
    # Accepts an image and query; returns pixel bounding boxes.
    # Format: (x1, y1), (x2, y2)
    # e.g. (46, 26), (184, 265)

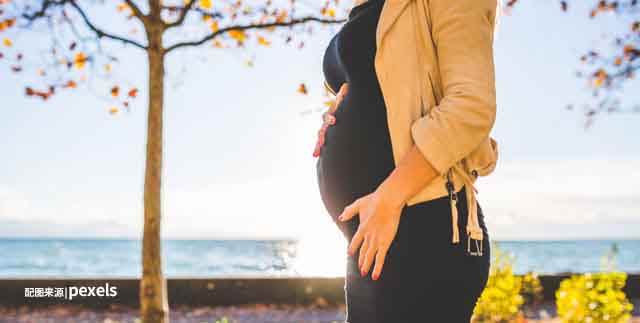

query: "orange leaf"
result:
(111, 86), (120, 97)
(128, 88), (138, 98)
(117, 3), (130, 12)
(210, 20), (219, 32)
(228, 29), (247, 44)
(297, 83), (308, 95)
(0, 18), (16, 32)
(614, 57), (623, 66)
(200, 0), (212, 9)
(257, 36), (271, 46)
(212, 39), (224, 48)
(63, 80), (77, 88)
(74, 53), (87, 70)
(322, 8), (336, 18)
(3, 38), (12, 47)
(109, 106), (119, 115)
(275, 10), (288, 23)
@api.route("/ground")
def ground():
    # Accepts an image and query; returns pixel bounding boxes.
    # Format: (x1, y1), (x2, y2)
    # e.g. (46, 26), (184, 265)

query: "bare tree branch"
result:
(165, 16), (345, 53)
(19, 0), (147, 50)
(165, 0), (198, 29)
(124, 0), (147, 21)
(21, 0), (60, 22)
(66, 0), (147, 50)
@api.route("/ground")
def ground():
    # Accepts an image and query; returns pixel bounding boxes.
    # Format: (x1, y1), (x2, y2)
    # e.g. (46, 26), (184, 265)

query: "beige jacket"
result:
(326, 0), (499, 252)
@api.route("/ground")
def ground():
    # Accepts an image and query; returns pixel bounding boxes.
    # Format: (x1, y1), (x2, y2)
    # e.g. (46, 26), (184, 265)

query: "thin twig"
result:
(165, 16), (345, 53)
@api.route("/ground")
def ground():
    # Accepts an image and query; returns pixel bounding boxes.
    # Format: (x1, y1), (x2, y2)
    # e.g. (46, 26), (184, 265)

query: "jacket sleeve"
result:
(410, 0), (498, 175)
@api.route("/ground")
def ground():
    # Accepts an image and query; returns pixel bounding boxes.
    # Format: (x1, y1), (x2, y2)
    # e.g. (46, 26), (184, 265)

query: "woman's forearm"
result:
(375, 145), (440, 210)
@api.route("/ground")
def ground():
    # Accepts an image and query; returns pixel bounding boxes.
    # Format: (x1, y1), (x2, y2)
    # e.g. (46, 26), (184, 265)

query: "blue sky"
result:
(0, 0), (639, 241)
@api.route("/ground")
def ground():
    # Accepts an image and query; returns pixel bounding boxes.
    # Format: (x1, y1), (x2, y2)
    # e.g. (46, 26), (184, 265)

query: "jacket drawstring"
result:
(446, 165), (484, 256)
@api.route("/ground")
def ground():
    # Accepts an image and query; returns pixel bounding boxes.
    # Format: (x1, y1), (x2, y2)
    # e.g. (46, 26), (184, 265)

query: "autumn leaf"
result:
(111, 85), (120, 97)
(63, 80), (77, 88)
(321, 8), (336, 18)
(128, 88), (138, 98)
(117, 3), (130, 12)
(297, 83), (308, 95)
(109, 106), (119, 115)
(592, 68), (607, 87)
(104, 63), (112, 72)
(212, 39), (224, 48)
(200, 0), (212, 9)
(25, 86), (53, 100)
(0, 18), (16, 32)
(210, 20), (219, 33)
(228, 29), (247, 44)
(3, 38), (12, 47)
(614, 57), (623, 66)
(257, 36), (271, 46)
(275, 10), (288, 23)
(74, 52), (87, 70)
(623, 44), (638, 58)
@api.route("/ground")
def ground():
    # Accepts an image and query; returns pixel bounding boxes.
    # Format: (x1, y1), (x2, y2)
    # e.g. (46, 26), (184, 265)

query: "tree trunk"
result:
(140, 21), (169, 323)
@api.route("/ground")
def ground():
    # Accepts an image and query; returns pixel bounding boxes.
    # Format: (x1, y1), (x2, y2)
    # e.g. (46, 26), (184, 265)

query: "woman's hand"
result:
(312, 83), (349, 158)
(338, 186), (403, 281)
(338, 145), (441, 281)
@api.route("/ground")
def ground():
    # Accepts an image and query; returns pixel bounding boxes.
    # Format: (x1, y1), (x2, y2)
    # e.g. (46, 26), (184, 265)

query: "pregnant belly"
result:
(315, 98), (395, 216)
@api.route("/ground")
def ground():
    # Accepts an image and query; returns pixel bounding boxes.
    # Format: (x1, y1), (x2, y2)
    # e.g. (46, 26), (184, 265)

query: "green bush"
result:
(556, 272), (633, 323)
(473, 244), (525, 323)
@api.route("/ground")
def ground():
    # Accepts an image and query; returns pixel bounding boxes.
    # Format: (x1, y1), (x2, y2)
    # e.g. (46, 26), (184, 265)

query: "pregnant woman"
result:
(313, 0), (500, 321)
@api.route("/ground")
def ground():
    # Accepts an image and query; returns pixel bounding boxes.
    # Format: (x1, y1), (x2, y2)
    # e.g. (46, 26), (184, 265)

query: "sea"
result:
(0, 239), (638, 278)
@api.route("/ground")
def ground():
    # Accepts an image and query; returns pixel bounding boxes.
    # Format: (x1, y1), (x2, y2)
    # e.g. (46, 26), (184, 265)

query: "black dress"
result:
(316, 0), (492, 321)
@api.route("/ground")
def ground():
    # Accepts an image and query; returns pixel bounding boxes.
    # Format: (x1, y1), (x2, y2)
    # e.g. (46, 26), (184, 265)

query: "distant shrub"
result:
(214, 317), (230, 323)
(556, 272), (633, 323)
(472, 244), (525, 323)
(556, 243), (633, 323)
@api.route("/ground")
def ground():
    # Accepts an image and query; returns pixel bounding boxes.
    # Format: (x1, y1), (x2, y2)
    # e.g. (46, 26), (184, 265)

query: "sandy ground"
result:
(0, 302), (639, 323)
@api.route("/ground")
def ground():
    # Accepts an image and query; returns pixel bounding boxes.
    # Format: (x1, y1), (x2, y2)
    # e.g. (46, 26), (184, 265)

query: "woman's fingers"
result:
(323, 113), (336, 125)
(312, 140), (322, 158)
(371, 244), (389, 281)
(359, 237), (376, 277)
(338, 198), (360, 222)
(330, 83), (348, 114)
(358, 236), (370, 271)
(312, 121), (330, 157)
(312, 84), (347, 158)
